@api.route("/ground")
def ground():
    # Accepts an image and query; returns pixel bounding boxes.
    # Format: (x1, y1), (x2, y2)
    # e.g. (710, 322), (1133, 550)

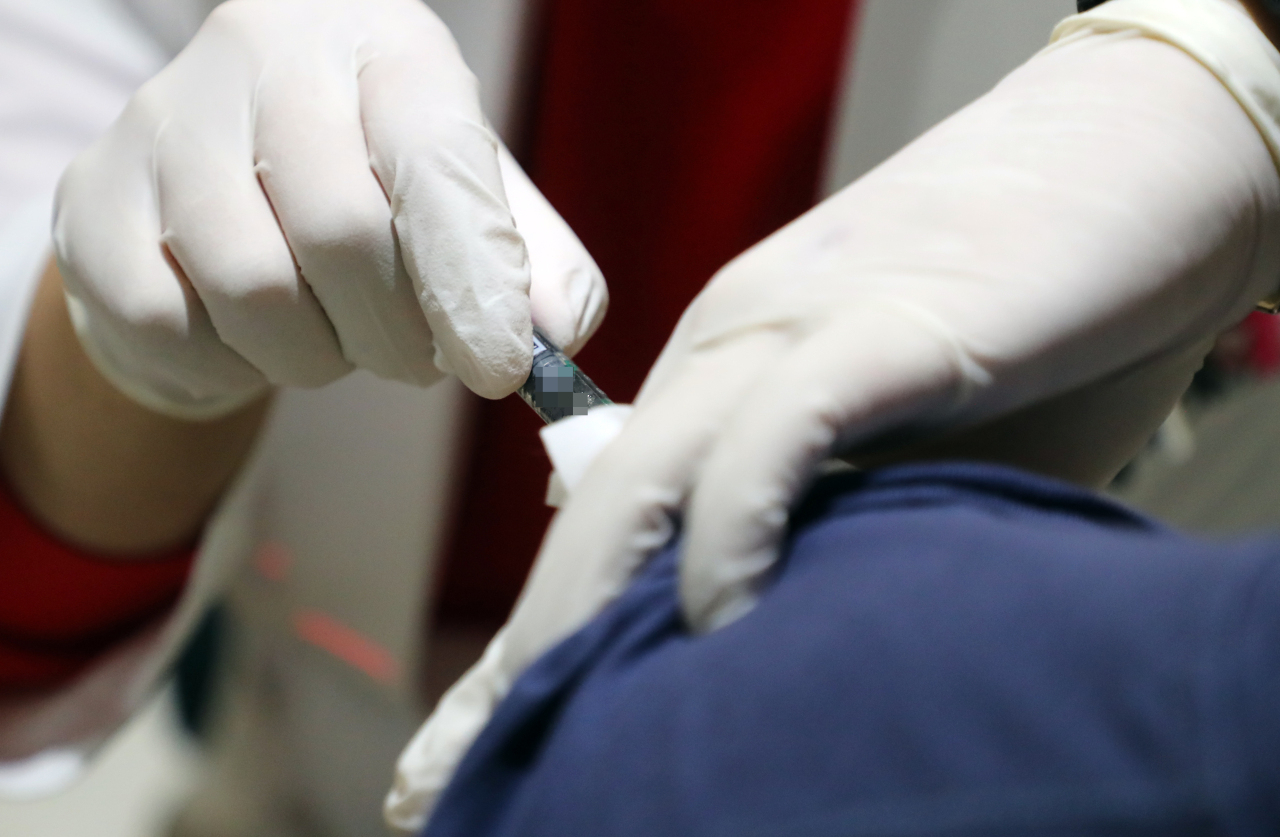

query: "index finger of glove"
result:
(498, 145), (608, 357)
(358, 17), (532, 400)
(680, 309), (971, 632)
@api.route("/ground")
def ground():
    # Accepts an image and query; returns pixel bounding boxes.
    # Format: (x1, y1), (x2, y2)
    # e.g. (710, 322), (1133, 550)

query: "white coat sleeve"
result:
(0, 0), (240, 797)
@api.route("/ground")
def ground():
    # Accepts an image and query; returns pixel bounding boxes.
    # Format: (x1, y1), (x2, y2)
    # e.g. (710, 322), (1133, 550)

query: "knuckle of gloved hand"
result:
(119, 77), (175, 132)
(201, 0), (270, 39)
(101, 275), (193, 337)
(51, 169), (91, 247)
(286, 200), (389, 267)
(163, 233), (291, 308)
(198, 0), (316, 57)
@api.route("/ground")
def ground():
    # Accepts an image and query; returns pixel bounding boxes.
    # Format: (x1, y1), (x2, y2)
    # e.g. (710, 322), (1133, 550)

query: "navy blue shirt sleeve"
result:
(426, 463), (1280, 837)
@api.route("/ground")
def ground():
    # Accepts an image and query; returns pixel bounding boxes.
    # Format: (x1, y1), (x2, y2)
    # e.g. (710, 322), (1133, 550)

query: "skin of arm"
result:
(0, 257), (270, 558)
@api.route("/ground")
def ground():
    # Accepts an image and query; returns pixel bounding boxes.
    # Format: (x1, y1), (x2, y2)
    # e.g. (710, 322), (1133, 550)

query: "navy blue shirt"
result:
(426, 463), (1280, 837)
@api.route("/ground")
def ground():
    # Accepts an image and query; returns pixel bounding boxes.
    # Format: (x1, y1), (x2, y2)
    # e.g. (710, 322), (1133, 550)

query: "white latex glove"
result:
(52, 0), (605, 420)
(387, 1), (1280, 830)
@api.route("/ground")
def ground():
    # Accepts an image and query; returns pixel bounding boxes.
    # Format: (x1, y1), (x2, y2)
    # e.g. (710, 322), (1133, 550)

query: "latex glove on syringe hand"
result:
(388, 0), (1280, 831)
(53, 0), (606, 420)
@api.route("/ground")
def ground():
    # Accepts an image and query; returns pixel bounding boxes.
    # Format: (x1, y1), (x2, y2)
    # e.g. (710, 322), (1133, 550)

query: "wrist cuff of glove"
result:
(1052, 0), (1280, 310)
(64, 293), (269, 421)
(1081, 0), (1280, 13)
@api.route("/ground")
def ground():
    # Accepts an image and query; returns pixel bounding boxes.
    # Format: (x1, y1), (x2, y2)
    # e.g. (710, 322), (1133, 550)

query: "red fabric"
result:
(435, 0), (861, 628)
(1245, 311), (1280, 376)
(0, 480), (194, 691)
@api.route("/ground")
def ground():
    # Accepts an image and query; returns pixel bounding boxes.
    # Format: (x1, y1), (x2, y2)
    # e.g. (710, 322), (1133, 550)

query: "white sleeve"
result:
(0, 0), (176, 408)
(0, 0), (221, 797)
(0, 0), (171, 229)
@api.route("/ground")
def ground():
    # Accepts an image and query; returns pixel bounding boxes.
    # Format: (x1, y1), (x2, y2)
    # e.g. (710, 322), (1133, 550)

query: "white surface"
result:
(0, 751), (85, 801)
(0, 690), (202, 837)
(0, 0), (167, 225)
(539, 404), (634, 500)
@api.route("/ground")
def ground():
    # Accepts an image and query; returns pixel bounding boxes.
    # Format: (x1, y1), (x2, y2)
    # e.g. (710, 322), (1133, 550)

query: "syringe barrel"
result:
(517, 326), (612, 424)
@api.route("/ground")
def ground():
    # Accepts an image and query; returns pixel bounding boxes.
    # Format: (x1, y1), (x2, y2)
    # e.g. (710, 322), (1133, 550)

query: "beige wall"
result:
(826, 0), (1076, 194)
(429, 0), (532, 139)
(430, 0), (1079, 193)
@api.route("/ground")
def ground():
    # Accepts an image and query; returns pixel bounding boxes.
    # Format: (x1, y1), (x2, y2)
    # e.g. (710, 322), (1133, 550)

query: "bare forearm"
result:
(0, 258), (270, 557)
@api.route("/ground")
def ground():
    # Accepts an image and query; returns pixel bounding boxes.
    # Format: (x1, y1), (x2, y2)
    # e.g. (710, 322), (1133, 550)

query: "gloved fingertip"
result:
(693, 591), (760, 634)
(436, 332), (532, 400)
(529, 259), (608, 358)
(680, 504), (787, 634)
(562, 266), (610, 357)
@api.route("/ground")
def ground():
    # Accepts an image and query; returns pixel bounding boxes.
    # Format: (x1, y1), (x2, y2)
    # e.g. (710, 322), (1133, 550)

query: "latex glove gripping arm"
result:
(574, 0), (1280, 631)
(52, 0), (605, 419)
(387, 0), (1280, 830)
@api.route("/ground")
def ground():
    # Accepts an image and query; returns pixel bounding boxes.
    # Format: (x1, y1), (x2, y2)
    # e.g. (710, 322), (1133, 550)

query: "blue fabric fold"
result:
(426, 463), (1280, 837)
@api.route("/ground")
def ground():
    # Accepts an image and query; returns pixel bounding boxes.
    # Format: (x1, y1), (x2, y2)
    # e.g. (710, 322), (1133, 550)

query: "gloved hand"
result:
(387, 1), (1280, 830)
(53, 0), (606, 420)
(545, 0), (1280, 626)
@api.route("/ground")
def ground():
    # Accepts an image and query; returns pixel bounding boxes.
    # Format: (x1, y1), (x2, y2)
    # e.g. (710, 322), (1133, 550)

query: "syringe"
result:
(517, 326), (612, 424)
